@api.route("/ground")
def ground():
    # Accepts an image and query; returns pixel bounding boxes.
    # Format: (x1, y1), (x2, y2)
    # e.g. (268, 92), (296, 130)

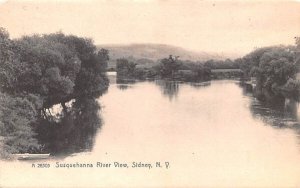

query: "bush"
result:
(0, 92), (41, 155)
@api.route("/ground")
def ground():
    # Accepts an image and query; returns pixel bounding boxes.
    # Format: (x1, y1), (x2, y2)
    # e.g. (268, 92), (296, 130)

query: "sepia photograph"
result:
(0, 0), (300, 187)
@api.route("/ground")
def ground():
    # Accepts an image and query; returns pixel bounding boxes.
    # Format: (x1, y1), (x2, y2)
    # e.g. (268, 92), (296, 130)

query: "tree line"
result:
(1, 25), (299, 156)
(115, 38), (300, 102)
(116, 55), (212, 82)
(239, 40), (300, 101)
(0, 28), (109, 157)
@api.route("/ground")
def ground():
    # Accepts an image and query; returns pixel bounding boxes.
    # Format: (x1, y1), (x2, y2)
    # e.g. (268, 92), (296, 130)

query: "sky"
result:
(0, 0), (299, 56)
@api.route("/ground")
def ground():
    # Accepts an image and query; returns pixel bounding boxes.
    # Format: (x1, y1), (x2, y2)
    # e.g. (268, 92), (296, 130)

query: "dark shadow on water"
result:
(117, 84), (133, 91)
(116, 78), (136, 84)
(155, 80), (211, 100)
(188, 81), (211, 89)
(36, 97), (103, 157)
(239, 82), (300, 128)
(155, 80), (180, 101)
(238, 82), (300, 150)
(116, 78), (136, 91)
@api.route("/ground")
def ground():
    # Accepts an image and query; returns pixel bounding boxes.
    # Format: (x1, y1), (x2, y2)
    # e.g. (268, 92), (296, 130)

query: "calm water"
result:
(1, 76), (300, 187)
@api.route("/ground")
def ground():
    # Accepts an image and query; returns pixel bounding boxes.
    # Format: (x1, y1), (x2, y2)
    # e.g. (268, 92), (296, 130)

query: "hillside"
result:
(97, 43), (232, 62)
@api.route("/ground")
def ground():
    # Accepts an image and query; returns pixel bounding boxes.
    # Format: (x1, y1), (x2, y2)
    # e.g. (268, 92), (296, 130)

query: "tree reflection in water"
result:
(36, 97), (102, 156)
(155, 80), (211, 100)
(116, 79), (136, 91)
(116, 85), (129, 91)
(240, 83), (300, 128)
(188, 81), (211, 89)
(155, 80), (180, 101)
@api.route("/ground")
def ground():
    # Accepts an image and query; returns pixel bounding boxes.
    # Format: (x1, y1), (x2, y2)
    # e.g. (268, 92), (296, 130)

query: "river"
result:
(1, 74), (300, 187)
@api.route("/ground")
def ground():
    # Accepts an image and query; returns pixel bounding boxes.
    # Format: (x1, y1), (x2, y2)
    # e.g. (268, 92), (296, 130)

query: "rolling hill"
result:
(97, 43), (238, 69)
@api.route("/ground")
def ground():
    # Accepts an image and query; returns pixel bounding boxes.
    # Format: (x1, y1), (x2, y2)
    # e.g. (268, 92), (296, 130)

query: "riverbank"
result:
(0, 137), (10, 159)
(3, 80), (300, 187)
(0, 29), (109, 158)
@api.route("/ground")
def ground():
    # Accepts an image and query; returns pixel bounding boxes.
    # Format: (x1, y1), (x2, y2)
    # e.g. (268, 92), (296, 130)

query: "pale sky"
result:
(0, 0), (299, 55)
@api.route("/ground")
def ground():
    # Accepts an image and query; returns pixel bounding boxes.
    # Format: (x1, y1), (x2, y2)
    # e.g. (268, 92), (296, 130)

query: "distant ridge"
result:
(97, 43), (235, 62)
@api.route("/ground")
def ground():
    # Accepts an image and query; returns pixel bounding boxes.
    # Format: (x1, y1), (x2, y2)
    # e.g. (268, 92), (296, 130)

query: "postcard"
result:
(0, 0), (300, 187)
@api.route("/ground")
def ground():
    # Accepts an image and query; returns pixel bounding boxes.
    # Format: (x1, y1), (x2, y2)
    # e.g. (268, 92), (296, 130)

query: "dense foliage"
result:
(240, 45), (299, 100)
(0, 93), (41, 156)
(116, 58), (137, 79)
(116, 55), (211, 82)
(203, 59), (240, 69)
(0, 28), (109, 157)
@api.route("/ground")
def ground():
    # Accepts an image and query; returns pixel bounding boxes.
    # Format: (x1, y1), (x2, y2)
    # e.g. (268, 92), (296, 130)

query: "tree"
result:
(9, 33), (109, 108)
(240, 45), (297, 99)
(116, 58), (137, 78)
(296, 37), (300, 70)
(43, 33), (109, 97)
(12, 34), (80, 107)
(0, 92), (41, 156)
(74, 47), (109, 96)
(0, 28), (109, 156)
(0, 27), (24, 94)
(158, 55), (182, 78)
(192, 64), (211, 80)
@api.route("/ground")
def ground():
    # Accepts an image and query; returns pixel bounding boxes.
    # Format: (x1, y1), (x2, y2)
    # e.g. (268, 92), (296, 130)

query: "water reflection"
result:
(3, 80), (300, 187)
(154, 80), (211, 100)
(36, 97), (102, 156)
(188, 81), (211, 89)
(115, 79), (136, 91)
(116, 84), (134, 91)
(240, 83), (300, 128)
(155, 80), (180, 100)
(116, 79), (136, 84)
